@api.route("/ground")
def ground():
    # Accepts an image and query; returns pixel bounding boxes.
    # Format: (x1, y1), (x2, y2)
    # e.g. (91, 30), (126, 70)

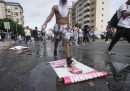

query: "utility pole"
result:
(16, 19), (19, 38)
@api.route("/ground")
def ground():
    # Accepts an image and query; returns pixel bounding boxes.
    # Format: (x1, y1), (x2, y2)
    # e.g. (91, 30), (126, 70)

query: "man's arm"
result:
(119, 4), (130, 17)
(122, 10), (130, 17)
(42, 6), (55, 27)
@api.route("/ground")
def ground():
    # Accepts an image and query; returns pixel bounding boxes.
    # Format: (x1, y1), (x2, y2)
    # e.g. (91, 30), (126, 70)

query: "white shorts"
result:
(54, 24), (71, 40)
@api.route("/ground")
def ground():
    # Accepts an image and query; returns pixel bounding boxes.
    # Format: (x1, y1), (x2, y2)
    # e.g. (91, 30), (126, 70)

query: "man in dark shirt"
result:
(33, 27), (39, 45)
(83, 25), (90, 44)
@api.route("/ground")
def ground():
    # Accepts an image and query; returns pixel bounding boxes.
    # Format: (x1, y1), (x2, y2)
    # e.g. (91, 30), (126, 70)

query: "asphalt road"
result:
(0, 40), (130, 91)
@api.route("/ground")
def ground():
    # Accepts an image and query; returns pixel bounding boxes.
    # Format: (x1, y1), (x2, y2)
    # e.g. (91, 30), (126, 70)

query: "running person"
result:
(107, 1), (130, 54)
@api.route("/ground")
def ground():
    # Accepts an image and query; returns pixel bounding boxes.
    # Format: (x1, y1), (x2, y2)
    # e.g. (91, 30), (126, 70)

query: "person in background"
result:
(78, 24), (83, 44)
(24, 26), (31, 45)
(105, 25), (114, 44)
(83, 25), (90, 44)
(73, 23), (79, 46)
(107, 0), (130, 54)
(90, 27), (95, 43)
(33, 27), (39, 45)
(18, 34), (22, 44)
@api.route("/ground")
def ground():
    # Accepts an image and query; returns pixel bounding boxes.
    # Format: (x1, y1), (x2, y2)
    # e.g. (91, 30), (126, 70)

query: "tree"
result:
(0, 19), (4, 30)
(0, 18), (24, 35)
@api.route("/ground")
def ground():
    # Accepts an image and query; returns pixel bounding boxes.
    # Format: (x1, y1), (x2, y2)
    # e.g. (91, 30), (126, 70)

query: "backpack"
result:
(108, 4), (128, 28)
(108, 11), (120, 28)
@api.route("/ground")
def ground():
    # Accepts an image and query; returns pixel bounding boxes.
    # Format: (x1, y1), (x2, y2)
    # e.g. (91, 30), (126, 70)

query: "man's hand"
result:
(42, 23), (47, 29)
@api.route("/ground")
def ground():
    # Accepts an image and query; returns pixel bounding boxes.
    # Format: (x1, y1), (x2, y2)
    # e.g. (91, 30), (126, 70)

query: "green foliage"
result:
(0, 19), (4, 30)
(0, 18), (24, 35)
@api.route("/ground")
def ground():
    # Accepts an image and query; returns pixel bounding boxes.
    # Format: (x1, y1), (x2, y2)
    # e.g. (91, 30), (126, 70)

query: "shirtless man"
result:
(42, 0), (70, 58)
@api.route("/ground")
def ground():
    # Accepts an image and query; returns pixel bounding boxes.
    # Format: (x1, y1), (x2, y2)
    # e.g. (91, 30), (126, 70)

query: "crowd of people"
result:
(41, 0), (98, 58)
(16, 26), (46, 45)
(0, 26), (46, 45)
(41, 0), (130, 58)
(1, 0), (130, 58)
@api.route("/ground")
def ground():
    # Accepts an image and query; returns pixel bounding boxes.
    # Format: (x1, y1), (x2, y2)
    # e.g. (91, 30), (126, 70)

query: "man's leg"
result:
(63, 38), (70, 58)
(28, 36), (31, 45)
(25, 36), (28, 44)
(86, 34), (90, 43)
(75, 38), (79, 46)
(124, 29), (130, 43)
(110, 32), (114, 41)
(54, 38), (60, 57)
(84, 36), (87, 43)
(108, 29), (124, 51)
(34, 37), (38, 45)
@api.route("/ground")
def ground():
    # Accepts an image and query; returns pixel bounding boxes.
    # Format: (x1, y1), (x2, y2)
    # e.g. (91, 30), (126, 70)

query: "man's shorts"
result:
(25, 36), (31, 41)
(53, 24), (71, 40)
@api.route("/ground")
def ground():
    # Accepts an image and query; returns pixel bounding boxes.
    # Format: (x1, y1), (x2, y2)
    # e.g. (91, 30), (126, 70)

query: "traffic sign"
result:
(4, 22), (10, 30)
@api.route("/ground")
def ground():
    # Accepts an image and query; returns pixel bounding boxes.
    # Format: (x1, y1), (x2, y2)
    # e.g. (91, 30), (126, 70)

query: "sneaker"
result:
(106, 51), (116, 55)
(105, 41), (110, 44)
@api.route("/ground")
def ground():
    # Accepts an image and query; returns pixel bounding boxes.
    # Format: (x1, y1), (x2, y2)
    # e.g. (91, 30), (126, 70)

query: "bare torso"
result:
(54, 5), (69, 25)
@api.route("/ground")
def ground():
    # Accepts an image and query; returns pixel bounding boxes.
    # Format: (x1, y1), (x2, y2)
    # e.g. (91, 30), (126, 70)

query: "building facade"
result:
(71, 0), (90, 27)
(0, 0), (6, 19)
(0, 0), (24, 25)
(71, 0), (109, 32)
(69, 7), (72, 27)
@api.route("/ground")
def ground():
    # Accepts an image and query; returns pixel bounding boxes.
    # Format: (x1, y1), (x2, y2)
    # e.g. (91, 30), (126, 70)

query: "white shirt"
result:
(117, 4), (130, 28)
(58, 3), (69, 17)
(78, 29), (83, 37)
(18, 35), (22, 40)
(24, 29), (31, 36)
(73, 27), (79, 39)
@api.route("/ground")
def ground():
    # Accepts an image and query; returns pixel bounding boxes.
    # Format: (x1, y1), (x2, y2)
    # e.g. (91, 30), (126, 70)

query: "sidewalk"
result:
(0, 41), (14, 52)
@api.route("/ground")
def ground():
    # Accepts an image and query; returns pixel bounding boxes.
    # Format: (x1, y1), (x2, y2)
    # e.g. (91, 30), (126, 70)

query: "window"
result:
(79, 18), (82, 21)
(101, 20), (103, 22)
(15, 12), (19, 16)
(102, 2), (104, 4)
(7, 15), (11, 19)
(84, 3), (90, 7)
(91, 8), (95, 11)
(102, 8), (104, 10)
(84, 15), (90, 18)
(102, 14), (104, 16)
(15, 6), (18, 10)
(11, 12), (13, 16)
(84, 20), (90, 23)
(84, 9), (90, 13)
(91, 20), (94, 22)
(79, 3), (82, 7)
(91, 14), (94, 17)
(79, 14), (82, 16)
(79, 8), (82, 11)
(20, 12), (22, 15)
(8, 9), (10, 12)
(91, 2), (95, 5)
